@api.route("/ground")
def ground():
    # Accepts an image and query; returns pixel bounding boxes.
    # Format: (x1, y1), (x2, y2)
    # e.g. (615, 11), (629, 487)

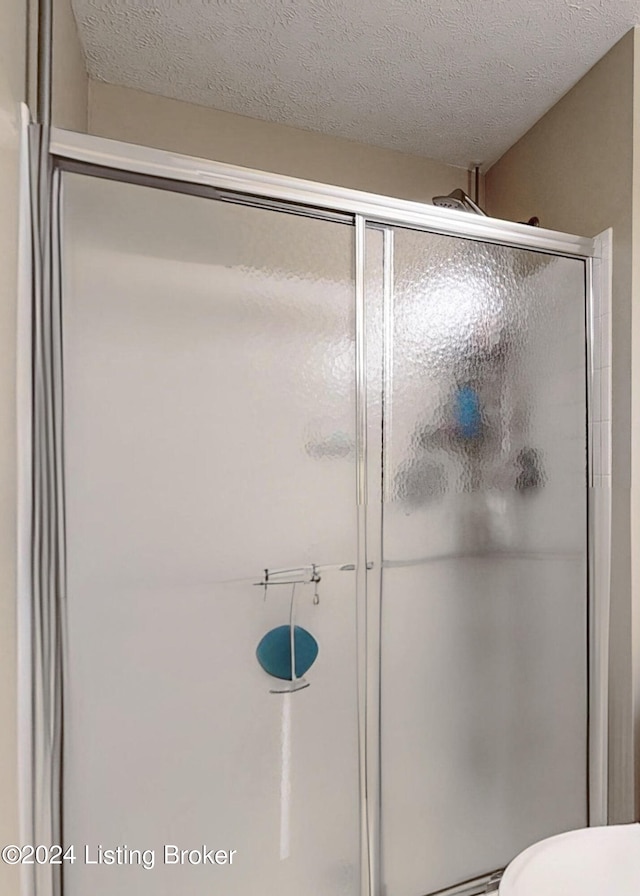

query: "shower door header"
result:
(49, 127), (595, 260)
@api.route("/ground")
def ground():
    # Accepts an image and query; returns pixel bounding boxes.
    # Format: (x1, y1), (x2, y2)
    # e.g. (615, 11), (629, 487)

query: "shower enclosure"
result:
(22, 127), (609, 896)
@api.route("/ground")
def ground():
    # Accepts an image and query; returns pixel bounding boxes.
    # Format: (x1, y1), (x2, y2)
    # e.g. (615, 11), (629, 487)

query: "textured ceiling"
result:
(72, 0), (639, 168)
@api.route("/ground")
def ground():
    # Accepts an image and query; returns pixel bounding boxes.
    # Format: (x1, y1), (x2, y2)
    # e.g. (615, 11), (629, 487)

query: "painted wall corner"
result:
(52, 0), (88, 131)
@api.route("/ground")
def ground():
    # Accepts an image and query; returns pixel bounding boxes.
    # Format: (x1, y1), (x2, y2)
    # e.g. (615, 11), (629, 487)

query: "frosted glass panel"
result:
(379, 230), (588, 896)
(60, 172), (591, 896)
(61, 173), (359, 896)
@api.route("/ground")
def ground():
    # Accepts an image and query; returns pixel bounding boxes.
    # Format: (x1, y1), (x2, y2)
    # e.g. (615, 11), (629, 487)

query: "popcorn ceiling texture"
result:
(72, 0), (636, 167)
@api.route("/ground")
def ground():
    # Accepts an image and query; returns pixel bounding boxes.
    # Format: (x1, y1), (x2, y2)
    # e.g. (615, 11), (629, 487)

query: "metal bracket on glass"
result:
(255, 564), (322, 603)
(253, 561), (374, 605)
(253, 560), (374, 585)
(254, 564), (321, 588)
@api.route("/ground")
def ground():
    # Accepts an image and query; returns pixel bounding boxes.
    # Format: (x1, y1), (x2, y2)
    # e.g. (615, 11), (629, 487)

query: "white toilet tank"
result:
(499, 824), (640, 896)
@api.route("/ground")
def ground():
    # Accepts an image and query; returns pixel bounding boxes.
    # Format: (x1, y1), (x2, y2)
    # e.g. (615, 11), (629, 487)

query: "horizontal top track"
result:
(50, 127), (596, 259)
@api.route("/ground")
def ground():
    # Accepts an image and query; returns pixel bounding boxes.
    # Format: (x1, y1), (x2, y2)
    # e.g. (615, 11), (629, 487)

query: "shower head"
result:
(432, 188), (487, 216)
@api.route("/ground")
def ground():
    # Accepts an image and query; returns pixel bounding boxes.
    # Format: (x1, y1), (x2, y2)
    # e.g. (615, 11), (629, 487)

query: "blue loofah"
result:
(256, 625), (319, 681)
(455, 385), (482, 439)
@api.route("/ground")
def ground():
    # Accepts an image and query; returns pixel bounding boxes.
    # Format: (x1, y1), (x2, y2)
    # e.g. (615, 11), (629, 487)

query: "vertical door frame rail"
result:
(19, 126), (609, 896)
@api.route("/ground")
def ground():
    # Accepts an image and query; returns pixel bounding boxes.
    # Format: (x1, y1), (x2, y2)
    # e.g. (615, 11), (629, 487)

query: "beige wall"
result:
(52, 0), (88, 130)
(0, 9), (88, 895)
(88, 81), (468, 203)
(487, 29), (637, 823)
(632, 26), (640, 829)
(0, 0), (26, 892)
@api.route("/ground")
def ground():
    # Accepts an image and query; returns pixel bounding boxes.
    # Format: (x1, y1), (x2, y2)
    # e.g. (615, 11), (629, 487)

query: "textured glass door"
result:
(60, 172), (360, 896)
(377, 228), (588, 896)
(59, 170), (590, 896)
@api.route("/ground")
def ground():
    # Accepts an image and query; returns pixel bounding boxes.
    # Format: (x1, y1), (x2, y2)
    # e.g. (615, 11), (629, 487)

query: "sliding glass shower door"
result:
(60, 172), (361, 896)
(58, 170), (589, 896)
(377, 227), (588, 895)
